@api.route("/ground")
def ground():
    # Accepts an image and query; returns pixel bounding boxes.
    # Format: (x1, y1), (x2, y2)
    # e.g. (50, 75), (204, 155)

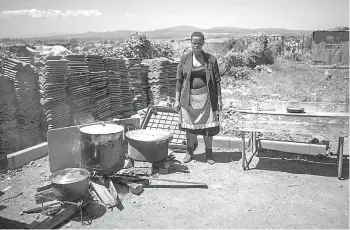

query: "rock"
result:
(123, 159), (133, 169)
(1, 186), (11, 192)
(66, 223), (72, 228)
(158, 168), (168, 174)
(211, 184), (221, 189)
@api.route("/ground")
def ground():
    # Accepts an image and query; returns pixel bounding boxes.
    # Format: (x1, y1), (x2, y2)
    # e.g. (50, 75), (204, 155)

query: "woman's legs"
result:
(203, 135), (215, 164)
(203, 135), (213, 149)
(183, 131), (197, 163)
(187, 132), (197, 148)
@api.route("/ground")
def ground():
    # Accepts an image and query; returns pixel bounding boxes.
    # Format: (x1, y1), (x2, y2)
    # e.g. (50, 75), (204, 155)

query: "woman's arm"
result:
(213, 58), (222, 99)
(175, 79), (183, 102)
(217, 82), (222, 100)
(175, 55), (186, 102)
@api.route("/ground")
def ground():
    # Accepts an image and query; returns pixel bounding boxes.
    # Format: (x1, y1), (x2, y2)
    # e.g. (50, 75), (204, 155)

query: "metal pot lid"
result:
(50, 168), (89, 185)
(126, 129), (172, 142)
(79, 122), (124, 135)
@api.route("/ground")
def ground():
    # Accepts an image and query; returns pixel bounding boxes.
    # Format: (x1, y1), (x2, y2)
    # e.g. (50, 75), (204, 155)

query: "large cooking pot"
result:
(50, 168), (89, 201)
(125, 129), (173, 162)
(79, 122), (125, 174)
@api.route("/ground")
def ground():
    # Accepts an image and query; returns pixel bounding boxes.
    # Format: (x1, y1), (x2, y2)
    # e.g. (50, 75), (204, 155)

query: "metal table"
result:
(231, 109), (349, 179)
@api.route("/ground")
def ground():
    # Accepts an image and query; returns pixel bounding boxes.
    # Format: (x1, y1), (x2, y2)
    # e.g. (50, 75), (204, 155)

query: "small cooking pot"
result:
(49, 168), (90, 201)
(126, 129), (173, 162)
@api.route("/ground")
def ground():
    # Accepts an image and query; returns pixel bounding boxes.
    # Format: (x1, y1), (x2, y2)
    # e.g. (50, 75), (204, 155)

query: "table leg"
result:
(337, 137), (344, 180)
(246, 132), (259, 169)
(241, 131), (246, 170)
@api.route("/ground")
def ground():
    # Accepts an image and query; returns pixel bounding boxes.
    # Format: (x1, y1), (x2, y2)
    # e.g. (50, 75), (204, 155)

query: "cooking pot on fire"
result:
(49, 168), (90, 202)
(79, 122), (125, 175)
(125, 129), (173, 162)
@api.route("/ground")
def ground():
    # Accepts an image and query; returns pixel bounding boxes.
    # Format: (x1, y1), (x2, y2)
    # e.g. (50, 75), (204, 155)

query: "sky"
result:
(0, 0), (349, 38)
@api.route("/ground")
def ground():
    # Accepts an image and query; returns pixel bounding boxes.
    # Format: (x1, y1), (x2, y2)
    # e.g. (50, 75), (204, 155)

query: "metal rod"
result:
(337, 137), (344, 179)
(241, 131), (246, 170)
(113, 175), (207, 186)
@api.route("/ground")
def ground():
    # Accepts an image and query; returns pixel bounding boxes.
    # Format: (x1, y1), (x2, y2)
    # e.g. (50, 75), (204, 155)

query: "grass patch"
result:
(222, 58), (349, 103)
(220, 59), (349, 153)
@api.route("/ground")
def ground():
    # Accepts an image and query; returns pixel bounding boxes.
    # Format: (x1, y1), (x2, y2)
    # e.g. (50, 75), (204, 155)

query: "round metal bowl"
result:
(49, 168), (90, 201)
(126, 129), (173, 162)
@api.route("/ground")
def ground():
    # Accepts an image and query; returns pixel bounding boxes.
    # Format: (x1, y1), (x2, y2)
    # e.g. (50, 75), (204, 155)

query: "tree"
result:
(117, 32), (153, 59)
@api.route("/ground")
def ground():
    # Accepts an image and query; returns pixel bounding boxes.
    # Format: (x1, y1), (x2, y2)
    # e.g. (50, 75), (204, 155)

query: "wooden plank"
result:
(27, 215), (51, 229)
(234, 113), (349, 126)
(235, 109), (350, 118)
(35, 189), (56, 204)
(36, 184), (52, 192)
(90, 181), (116, 207)
(233, 120), (348, 136)
(133, 161), (154, 168)
(117, 179), (144, 195)
(33, 200), (89, 229)
(228, 99), (349, 113)
(108, 180), (119, 205)
(23, 202), (61, 214)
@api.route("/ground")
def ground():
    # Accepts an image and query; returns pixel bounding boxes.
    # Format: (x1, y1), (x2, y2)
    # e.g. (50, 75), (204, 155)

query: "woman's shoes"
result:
(183, 147), (194, 163)
(183, 147), (215, 164)
(205, 148), (215, 165)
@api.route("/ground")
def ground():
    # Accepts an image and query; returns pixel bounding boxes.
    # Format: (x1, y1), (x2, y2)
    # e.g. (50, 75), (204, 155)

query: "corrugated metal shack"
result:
(202, 39), (231, 56)
(312, 29), (349, 65)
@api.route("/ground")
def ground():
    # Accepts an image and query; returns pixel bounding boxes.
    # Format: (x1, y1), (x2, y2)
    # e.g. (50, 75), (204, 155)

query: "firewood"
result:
(35, 189), (56, 204)
(116, 179), (144, 195)
(133, 160), (154, 168)
(108, 180), (119, 205)
(32, 195), (92, 229)
(90, 181), (116, 207)
(27, 215), (50, 229)
(36, 184), (52, 192)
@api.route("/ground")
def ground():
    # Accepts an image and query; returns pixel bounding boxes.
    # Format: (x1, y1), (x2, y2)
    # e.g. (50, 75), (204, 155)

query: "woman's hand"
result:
(174, 101), (181, 112)
(218, 98), (223, 111)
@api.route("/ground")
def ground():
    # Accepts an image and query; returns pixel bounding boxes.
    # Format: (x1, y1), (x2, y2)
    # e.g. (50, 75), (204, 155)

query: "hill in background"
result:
(16, 25), (317, 42)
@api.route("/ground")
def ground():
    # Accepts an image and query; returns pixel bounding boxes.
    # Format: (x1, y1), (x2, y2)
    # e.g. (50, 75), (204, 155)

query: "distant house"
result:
(312, 29), (349, 65)
(202, 39), (231, 56)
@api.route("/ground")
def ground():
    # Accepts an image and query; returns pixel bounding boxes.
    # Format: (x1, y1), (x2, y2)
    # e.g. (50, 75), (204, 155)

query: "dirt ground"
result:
(0, 145), (349, 229)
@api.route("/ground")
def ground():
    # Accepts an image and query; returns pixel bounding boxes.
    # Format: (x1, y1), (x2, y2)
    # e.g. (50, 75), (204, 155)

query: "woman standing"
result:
(174, 31), (223, 164)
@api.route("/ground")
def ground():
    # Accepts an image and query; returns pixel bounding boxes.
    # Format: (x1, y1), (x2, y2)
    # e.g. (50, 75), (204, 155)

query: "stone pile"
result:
(65, 55), (94, 124)
(0, 74), (21, 155)
(89, 71), (111, 121)
(167, 61), (178, 100)
(39, 59), (71, 130)
(129, 64), (148, 111)
(146, 58), (171, 105)
(118, 59), (135, 117)
(2, 58), (41, 148)
(139, 63), (152, 106)
(107, 70), (123, 118)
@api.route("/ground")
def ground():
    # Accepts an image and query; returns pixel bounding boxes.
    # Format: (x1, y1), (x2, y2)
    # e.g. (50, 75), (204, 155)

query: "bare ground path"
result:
(0, 145), (349, 229)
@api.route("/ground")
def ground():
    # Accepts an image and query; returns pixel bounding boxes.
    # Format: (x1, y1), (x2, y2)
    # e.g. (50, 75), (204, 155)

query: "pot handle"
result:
(156, 135), (173, 146)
